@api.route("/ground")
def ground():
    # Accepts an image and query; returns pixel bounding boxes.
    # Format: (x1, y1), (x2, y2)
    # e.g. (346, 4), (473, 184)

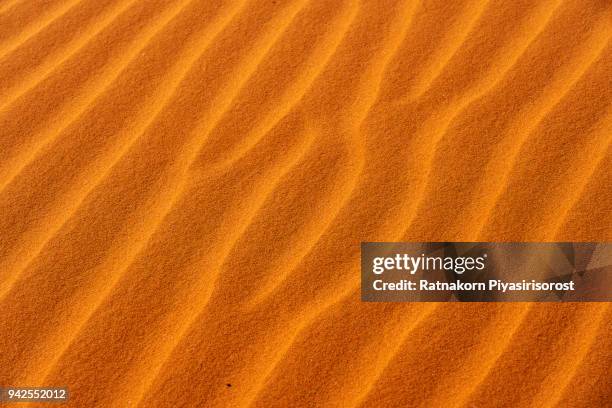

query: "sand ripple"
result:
(0, 0), (610, 406)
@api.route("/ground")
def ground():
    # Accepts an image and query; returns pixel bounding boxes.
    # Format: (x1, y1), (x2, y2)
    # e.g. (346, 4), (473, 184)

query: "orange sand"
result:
(0, 0), (610, 406)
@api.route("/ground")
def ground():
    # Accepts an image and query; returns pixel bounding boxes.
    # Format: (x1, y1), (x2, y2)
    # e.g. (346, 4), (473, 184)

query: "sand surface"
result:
(0, 0), (610, 406)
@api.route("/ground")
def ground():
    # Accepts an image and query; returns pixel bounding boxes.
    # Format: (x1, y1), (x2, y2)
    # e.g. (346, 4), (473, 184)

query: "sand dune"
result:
(0, 0), (610, 406)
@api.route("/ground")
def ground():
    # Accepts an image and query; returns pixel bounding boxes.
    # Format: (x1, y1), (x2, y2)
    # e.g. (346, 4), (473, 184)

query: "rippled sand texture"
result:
(0, 0), (610, 406)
